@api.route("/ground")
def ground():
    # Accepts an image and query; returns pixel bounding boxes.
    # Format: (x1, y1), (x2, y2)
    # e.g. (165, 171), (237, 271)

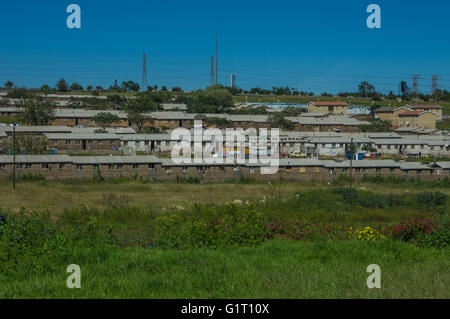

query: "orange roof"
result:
(398, 111), (422, 116)
(311, 101), (348, 106)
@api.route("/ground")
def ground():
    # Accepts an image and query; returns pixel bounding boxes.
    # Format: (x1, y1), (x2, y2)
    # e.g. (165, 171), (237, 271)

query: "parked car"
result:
(288, 151), (307, 158)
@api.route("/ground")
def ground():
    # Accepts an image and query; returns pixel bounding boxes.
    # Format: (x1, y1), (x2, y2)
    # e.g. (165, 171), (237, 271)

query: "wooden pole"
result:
(349, 137), (353, 189)
(13, 125), (16, 190)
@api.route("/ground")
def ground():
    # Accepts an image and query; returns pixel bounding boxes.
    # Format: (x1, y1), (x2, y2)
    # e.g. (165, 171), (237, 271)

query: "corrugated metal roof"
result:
(436, 162), (450, 169)
(0, 155), (72, 163)
(70, 156), (161, 164)
(323, 160), (399, 168)
(44, 133), (120, 140)
(398, 162), (432, 170)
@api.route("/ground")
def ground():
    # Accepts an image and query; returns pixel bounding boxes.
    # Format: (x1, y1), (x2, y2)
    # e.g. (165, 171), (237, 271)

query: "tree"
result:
(7, 134), (48, 155)
(358, 81), (375, 97)
(6, 88), (34, 99)
(121, 80), (140, 92)
(93, 112), (121, 128)
(123, 96), (160, 132)
(268, 113), (294, 130)
(172, 87), (183, 92)
(188, 85), (234, 113)
(56, 79), (69, 93)
(4, 81), (14, 89)
(161, 86), (168, 91)
(40, 84), (54, 94)
(17, 98), (56, 125)
(86, 85), (93, 91)
(70, 83), (84, 91)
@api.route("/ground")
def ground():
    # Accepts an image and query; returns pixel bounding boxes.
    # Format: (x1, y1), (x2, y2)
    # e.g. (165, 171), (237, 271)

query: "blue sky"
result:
(0, 0), (449, 93)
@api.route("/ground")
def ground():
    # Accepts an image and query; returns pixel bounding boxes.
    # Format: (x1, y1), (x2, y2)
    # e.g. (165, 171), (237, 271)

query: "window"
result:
(42, 163), (48, 169)
(88, 140), (93, 144)
(75, 140), (81, 144)
(410, 145), (415, 149)
(108, 164), (114, 170)
(110, 140), (115, 144)
(93, 164), (99, 170)
(165, 167), (171, 173)
(98, 140), (103, 145)
(342, 168), (347, 173)
(363, 168), (368, 173)
(387, 145), (391, 150)
(356, 168), (361, 173)
(182, 166), (188, 173)
(219, 166), (225, 171)
(52, 140), (57, 145)
(16, 164), (23, 169)
(66, 140), (71, 144)
(416, 170), (421, 175)
(390, 168), (395, 172)
(249, 167), (255, 174)
(132, 164), (139, 169)
(117, 164), (123, 170)
(76, 164), (82, 170)
(145, 141), (149, 145)
(148, 164), (154, 169)
(59, 163), (65, 169)
(0, 164), (5, 169)
(26, 164), (32, 169)
(299, 167), (306, 173)
(329, 168), (334, 175)
(197, 166), (203, 172)
(376, 168), (381, 173)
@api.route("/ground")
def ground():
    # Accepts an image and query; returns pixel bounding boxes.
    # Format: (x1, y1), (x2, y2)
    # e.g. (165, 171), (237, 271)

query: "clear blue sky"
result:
(1, 0), (449, 94)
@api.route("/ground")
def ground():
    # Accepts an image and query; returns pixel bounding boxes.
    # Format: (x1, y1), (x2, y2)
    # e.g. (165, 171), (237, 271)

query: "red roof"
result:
(311, 102), (348, 106)
(398, 111), (422, 116)
(408, 105), (442, 110)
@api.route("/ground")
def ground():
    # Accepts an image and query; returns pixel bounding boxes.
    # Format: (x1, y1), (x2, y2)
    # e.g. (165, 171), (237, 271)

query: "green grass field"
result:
(0, 179), (448, 298)
(1, 239), (448, 298)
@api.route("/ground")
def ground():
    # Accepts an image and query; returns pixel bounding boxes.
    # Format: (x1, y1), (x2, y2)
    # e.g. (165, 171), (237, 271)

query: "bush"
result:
(385, 219), (438, 243)
(416, 192), (447, 208)
(152, 205), (269, 249)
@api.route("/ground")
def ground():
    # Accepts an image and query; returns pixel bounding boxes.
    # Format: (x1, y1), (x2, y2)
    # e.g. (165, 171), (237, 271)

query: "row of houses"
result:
(0, 155), (448, 182)
(0, 107), (370, 131)
(375, 105), (443, 129)
(1, 126), (448, 157)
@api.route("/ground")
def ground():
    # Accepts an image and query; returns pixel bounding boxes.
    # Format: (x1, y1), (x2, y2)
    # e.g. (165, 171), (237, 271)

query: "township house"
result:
(0, 155), (448, 182)
(0, 107), (370, 132)
(375, 105), (440, 129)
(307, 102), (348, 116)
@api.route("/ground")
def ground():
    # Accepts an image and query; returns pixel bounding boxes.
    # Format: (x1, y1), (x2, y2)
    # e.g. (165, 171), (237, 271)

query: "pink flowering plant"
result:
(385, 218), (437, 243)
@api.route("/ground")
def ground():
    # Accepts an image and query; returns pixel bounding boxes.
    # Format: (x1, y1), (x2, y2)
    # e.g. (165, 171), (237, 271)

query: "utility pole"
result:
(11, 124), (19, 189)
(432, 75), (439, 104)
(349, 137), (354, 189)
(142, 53), (148, 91)
(210, 56), (215, 87)
(412, 74), (421, 104)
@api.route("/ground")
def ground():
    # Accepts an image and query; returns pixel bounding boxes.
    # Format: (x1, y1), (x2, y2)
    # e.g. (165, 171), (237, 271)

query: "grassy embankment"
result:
(0, 179), (448, 298)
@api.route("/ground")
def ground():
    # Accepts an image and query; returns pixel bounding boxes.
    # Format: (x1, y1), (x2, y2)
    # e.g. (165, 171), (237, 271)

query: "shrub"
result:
(385, 219), (437, 243)
(416, 192), (447, 208)
(350, 226), (385, 241)
(152, 205), (269, 249)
